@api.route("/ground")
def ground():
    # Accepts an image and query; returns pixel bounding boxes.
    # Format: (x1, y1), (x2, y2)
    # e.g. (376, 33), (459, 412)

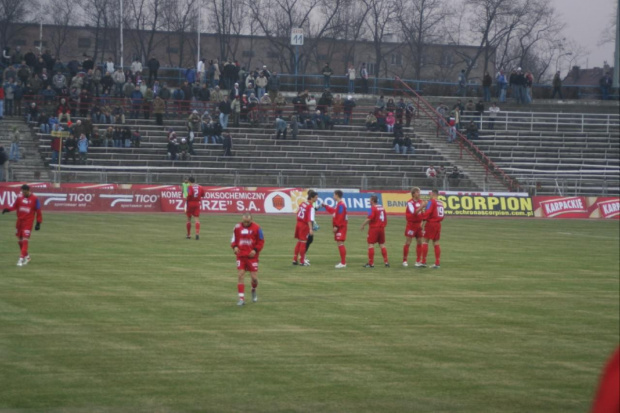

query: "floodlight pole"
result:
(197, 2), (201, 66)
(120, 0), (124, 69)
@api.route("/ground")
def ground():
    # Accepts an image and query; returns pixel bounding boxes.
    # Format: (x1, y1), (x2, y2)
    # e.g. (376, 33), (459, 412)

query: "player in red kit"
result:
(360, 195), (389, 268)
(231, 212), (265, 306)
(420, 189), (445, 268)
(293, 190), (318, 266)
(2, 184), (43, 266)
(322, 190), (348, 268)
(403, 187), (425, 267)
(184, 177), (205, 240)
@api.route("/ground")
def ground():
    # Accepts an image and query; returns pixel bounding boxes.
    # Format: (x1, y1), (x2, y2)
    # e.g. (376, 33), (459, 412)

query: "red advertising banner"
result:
(0, 184), (306, 214)
(533, 196), (620, 219)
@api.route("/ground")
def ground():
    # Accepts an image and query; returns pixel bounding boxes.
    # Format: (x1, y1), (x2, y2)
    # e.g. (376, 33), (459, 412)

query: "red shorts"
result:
(367, 227), (386, 244)
(334, 225), (347, 242)
(294, 221), (310, 241)
(236, 256), (259, 272)
(186, 203), (201, 218)
(424, 222), (441, 241)
(15, 220), (34, 239)
(405, 222), (423, 239)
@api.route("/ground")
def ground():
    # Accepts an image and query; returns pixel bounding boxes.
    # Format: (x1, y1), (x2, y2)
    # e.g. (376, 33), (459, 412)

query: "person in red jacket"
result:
(420, 189), (445, 268)
(403, 187), (425, 267)
(2, 184), (43, 266)
(322, 189), (348, 268)
(591, 346), (620, 413)
(293, 189), (318, 266)
(360, 195), (389, 268)
(231, 212), (265, 306)
(184, 177), (206, 240)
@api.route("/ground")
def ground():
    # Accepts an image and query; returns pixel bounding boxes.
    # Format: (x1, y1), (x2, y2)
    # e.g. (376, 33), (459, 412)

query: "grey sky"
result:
(550, 0), (616, 68)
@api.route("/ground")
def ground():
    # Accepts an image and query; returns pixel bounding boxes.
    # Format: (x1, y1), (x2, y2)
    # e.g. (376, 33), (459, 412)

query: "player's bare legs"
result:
(237, 269), (246, 305)
(335, 240), (346, 268)
(186, 216), (200, 240)
(379, 243), (389, 266)
(293, 239), (307, 265)
(431, 240), (441, 268)
(250, 271), (259, 302)
(365, 243), (375, 268)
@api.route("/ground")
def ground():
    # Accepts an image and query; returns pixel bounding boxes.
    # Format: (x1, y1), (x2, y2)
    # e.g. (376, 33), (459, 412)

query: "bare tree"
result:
(207, 0), (245, 62)
(46, 0), (78, 59)
(161, 0), (197, 67)
(361, 0), (400, 78)
(397, 0), (447, 80)
(126, 0), (165, 62)
(0, 0), (35, 50)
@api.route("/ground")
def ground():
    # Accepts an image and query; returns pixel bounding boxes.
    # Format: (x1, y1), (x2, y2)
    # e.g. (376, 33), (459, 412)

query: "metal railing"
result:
(460, 111), (620, 133)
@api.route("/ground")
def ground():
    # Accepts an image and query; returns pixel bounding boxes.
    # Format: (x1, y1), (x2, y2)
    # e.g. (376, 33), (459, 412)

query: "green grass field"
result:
(0, 213), (618, 413)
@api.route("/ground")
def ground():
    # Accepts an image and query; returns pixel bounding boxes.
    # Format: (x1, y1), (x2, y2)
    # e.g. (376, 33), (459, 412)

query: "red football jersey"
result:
(324, 200), (348, 228)
(296, 201), (315, 224)
(368, 204), (387, 228)
(186, 184), (206, 204)
(231, 222), (265, 258)
(7, 194), (43, 224)
(423, 198), (445, 223)
(405, 198), (424, 224)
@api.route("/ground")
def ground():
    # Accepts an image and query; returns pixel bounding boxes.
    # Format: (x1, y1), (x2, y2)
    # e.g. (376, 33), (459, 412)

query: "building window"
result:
(78, 38), (91, 48)
(391, 53), (402, 66)
(33, 40), (48, 48)
(167, 47), (179, 54)
(242, 50), (255, 58)
(366, 62), (376, 76)
(13, 39), (27, 46)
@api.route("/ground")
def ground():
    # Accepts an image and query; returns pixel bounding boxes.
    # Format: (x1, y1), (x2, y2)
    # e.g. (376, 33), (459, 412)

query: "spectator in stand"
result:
(222, 132), (233, 156)
(347, 64), (356, 94)
(395, 98), (405, 124)
(256, 71), (268, 99)
(360, 63), (369, 94)
(275, 116), (287, 140)
(0, 146), (6, 181)
(449, 166), (462, 187)
(464, 99), (475, 123)
(551, 71), (563, 99)
(385, 112), (395, 133)
(375, 95), (385, 111)
(101, 71), (114, 95)
(77, 133), (89, 164)
(13, 81), (23, 117)
(600, 72), (612, 100)
(274, 92), (286, 117)
(113, 104), (126, 124)
(121, 126), (131, 148)
(187, 110), (201, 134)
(113, 68), (125, 97)
(64, 134), (77, 164)
(231, 96), (241, 126)
(130, 129), (141, 148)
(290, 115), (299, 139)
(386, 98), (396, 113)
(306, 94), (317, 113)
(475, 99), (485, 129)
(130, 86), (143, 119)
(465, 120), (479, 140)
(3, 79), (15, 116)
(401, 135), (414, 155)
(488, 102), (500, 130)
(27, 102), (39, 123)
(131, 58), (142, 76)
(392, 134), (403, 154)
(57, 98), (71, 123)
(219, 96), (231, 129)
(482, 71), (492, 102)
(457, 69), (467, 97)
(37, 112), (50, 134)
(143, 87), (154, 119)
(2, 47), (10, 65)
(8, 127), (20, 161)
(146, 57), (159, 85)
(365, 111), (378, 131)
(515, 68), (526, 104)
(258, 93), (270, 122)
(197, 58), (206, 84)
(104, 126), (114, 147)
(426, 165), (437, 181)
(496, 70), (507, 102)
(322, 63), (333, 89)
(247, 93), (259, 124)
(267, 71), (279, 102)
(343, 95), (355, 125)
(405, 99), (415, 127)
(447, 116), (457, 143)
(113, 126), (123, 147)
(317, 88), (333, 114)
(105, 57), (115, 75)
(525, 71), (533, 103)
(332, 94), (343, 124)
(50, 129), (63, 164)
(167, 138), (178, 160)
(212, 59), (221, 88)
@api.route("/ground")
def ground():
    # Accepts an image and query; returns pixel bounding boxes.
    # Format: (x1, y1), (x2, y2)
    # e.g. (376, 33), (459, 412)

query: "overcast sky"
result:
(550, 0), (616, 68)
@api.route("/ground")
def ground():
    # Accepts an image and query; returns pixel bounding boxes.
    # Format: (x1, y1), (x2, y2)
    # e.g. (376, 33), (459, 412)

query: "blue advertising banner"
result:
(316, 191), (382, 213)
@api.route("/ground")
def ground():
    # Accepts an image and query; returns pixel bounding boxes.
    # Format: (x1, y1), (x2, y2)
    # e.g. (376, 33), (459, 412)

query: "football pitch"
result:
(0, 213), (618, 413)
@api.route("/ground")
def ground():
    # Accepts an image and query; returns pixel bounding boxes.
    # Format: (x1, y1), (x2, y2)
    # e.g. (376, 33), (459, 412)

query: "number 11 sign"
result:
(290, 28), (304, 46)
